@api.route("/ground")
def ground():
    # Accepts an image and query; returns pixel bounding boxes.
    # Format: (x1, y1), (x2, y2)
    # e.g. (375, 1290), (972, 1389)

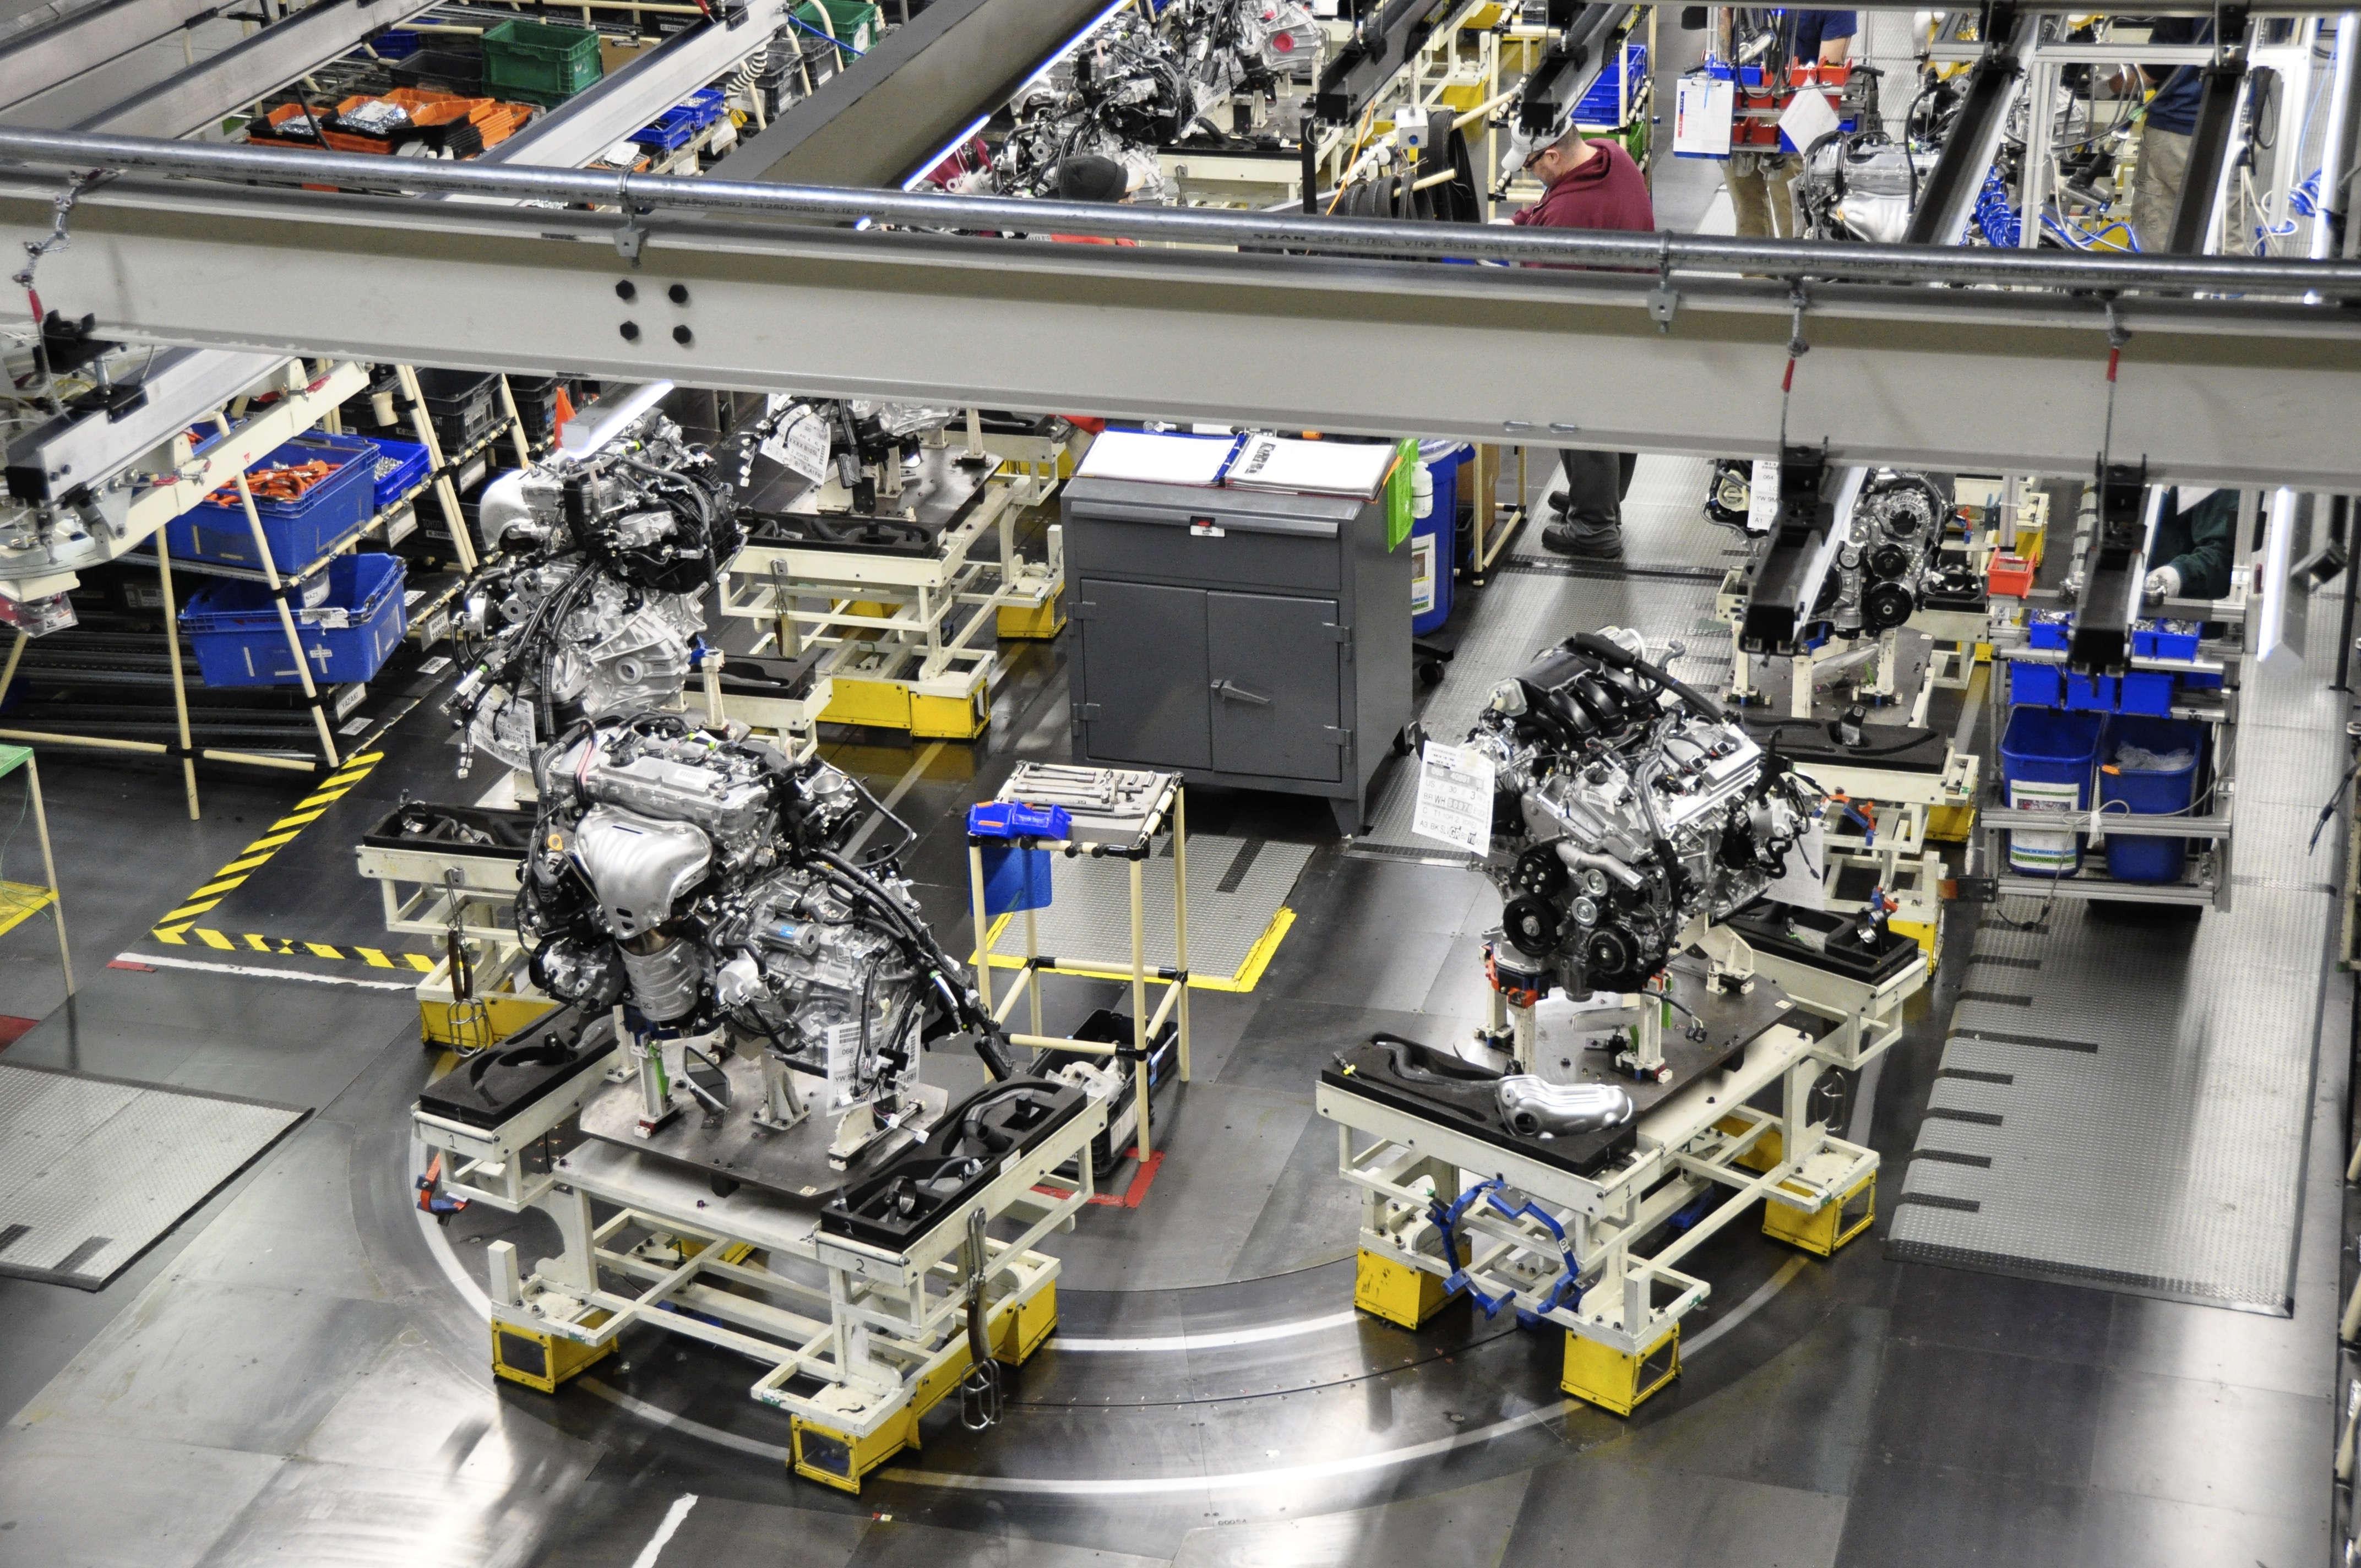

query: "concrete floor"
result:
(0, 450), (2348, 1566)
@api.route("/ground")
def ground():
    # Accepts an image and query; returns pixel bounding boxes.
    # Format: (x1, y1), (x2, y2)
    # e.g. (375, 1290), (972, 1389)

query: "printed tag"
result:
(1746, 459), (1780, 534)
(1411, 741), (1496, 855)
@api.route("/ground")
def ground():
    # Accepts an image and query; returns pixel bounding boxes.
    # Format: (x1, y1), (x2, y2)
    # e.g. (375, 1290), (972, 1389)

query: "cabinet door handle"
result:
(1211, 679), (1271, 706)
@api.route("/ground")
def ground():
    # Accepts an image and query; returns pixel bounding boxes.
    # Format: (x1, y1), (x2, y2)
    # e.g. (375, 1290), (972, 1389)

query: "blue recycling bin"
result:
(2099, 716), (2204, 883)
(1411, 442), (1469, 635)
(1999, 707), (2105, 875)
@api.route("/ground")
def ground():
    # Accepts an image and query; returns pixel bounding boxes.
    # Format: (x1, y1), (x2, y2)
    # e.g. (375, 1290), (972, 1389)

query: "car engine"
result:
(517, 714), (1013, 1148)
(443, 415), (738, 775)
(1819, 469), (1949, 638)
(1463, 628), (1816, 1002)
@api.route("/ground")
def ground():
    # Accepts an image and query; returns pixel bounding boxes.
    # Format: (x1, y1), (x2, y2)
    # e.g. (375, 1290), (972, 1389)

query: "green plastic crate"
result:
(791, 0), (879, 58)
(480, 19), (603, 108)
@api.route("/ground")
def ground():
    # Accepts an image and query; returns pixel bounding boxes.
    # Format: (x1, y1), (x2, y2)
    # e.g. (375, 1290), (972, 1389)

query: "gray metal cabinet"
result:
(1063, 476), (1411, 835)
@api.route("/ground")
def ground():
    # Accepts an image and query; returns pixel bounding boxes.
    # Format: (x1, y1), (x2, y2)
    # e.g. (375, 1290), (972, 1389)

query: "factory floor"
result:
(0, 461), (2347, 1568)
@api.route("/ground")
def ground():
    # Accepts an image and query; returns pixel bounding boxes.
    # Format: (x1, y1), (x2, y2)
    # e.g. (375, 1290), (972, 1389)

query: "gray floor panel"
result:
(0, 1064), (306, 1289)
(982, 834), (1315, 984)
(1893, 857), (2331, 1309)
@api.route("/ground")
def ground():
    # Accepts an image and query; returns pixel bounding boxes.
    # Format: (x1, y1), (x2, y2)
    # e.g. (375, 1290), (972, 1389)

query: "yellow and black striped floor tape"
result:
(151, 752), (384, 946)
(160, 929), (437, 970)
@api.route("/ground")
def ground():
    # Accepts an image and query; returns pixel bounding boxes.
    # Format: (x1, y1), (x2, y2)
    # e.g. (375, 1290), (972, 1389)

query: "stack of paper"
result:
(1222, 434), (1395, 499)
(1073, 429), (1242, 487)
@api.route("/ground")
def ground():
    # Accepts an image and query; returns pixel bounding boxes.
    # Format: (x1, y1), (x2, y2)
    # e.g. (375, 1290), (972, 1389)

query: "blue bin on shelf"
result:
(181, 553), (407, 688)
(1999, 706), (2106, 875)
(2027, 612), (2071, 651)
(2099, 715), (2204, 883)
(166, 432), (382, 572)
(2118, 670), (2174, 716)
(2064, 671), (2117, 712)
(368, 437), (431, 510)
(2009, 661), (2062, 706)
(1411, 442), (1468, 636)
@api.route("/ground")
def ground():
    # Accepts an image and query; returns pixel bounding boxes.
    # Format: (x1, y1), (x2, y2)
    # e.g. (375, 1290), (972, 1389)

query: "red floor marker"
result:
(0, 1015), (35, 1048)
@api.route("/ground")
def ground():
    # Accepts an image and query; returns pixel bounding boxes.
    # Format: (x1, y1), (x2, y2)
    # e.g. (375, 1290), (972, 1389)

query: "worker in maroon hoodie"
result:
(1510, 126), (1656, 560)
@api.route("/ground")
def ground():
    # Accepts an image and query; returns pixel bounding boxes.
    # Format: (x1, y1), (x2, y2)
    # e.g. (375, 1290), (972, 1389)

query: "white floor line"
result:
(126, 951), (417, 991)
(627, 1494), (700, 1568)
(1053, 1310), (1363, 1353)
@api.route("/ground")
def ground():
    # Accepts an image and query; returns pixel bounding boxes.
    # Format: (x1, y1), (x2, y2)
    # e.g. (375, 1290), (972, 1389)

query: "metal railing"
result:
(4, 127), (2360, 302)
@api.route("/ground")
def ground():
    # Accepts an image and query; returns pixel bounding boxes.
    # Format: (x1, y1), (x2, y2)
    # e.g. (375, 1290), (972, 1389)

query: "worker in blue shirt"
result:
(1716, 8), (1857, 238)
(2144, 486), (2237, 601)
(2105, 18), (2212, 251)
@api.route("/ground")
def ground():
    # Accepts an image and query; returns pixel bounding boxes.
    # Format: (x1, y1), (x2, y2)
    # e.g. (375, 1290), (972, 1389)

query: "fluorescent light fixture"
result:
(2255, 486), (2297, 665)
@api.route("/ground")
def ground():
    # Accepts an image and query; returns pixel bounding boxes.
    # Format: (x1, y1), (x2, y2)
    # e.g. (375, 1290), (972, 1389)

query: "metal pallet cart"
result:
(966, 765), (1190, 1163)
(717, 475), (1061, 740)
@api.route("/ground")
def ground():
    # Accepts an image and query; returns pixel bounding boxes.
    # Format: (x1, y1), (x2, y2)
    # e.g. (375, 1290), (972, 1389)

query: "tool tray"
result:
(363, 801), (537, 859)
(417, 1008), (611, 1130)
(822, 1077), (1090, 1249)
(1722, 903), (1922, 986)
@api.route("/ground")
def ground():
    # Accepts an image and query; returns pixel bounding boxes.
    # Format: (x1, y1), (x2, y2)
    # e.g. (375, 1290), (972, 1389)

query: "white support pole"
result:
(1130, 852), (1150, 1161)
(1173, 785), (1191, 1082)
(24, 755), (71, 995)
(153, 535), (201, 820)
(395, 364), (480, 576)
(225, 447), (341, 769)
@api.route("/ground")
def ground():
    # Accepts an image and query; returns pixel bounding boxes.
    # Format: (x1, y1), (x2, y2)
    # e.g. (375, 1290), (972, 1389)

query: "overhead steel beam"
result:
(712, 0), (1111, 188)
(0, 0), (223, 113)
(1902, 8), (2035, 244)
(75, 0), (441, 137)
(5, 175), (2357, 492)
(479, 0), (786, 170)
(15, 128), (2360, 295)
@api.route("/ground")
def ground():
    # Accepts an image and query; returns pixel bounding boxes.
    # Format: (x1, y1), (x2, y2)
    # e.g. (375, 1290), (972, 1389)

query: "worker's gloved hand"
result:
(2144, 564), (2183, 600)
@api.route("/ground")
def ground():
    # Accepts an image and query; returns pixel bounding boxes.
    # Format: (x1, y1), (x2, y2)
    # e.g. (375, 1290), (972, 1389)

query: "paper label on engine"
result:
(1746, 459), (1781, 534)
(762, 408), (833, 484)
(824, 1021), (864, 1110)
(1411, 741), (1495, 855)
(1764, 816), (1826, 909)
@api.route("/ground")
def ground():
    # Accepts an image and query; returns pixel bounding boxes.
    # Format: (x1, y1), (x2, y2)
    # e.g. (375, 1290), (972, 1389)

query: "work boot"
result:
(1542, 520), (1624, 560)
(1544, 489), (1569, 515)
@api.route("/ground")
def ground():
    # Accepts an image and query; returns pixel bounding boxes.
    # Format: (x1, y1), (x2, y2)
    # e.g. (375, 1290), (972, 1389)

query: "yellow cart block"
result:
(491, 1311), (615, 1393)
(992, 1280), (1057, 1365)
(1764, 1172), (1876, 1257)
(1713, 1116), (1782, 1173)
(1889, 916), (1939, 970)
(822, 674), (913, 731)
(1354, 1246), (1459, 1330)
(792, 1410), (918, 1495)
(997, 591), (1065, 641)
(1928, 803), (1977, 842)
(911, 689), (988, 740)
(422, 993), (557, 1049)
(1562, 1324), (1680, 1416)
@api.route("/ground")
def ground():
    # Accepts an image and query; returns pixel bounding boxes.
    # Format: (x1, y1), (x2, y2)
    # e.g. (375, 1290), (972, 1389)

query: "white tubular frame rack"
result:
(715, 475), (1060, 731)
(1979, 568), (2249, 911)
(966, 771), (1191, 1163)
(414, 1051), (1107, 1462)
(1320, 943), (1923, 1368)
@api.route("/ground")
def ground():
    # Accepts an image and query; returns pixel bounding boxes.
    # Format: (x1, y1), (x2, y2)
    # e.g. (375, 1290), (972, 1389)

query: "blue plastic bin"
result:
(632, 90), (727, 150)
(1412, 442), (1468, 636)
(2064, 671), (2117, 712)
(181, 553), (407, 688)
(166, 432), (382, 571)
(2027, 612), (2071, 651)
(2009, 661), (2062, 707)
(2099, 715), (2203, 883)
(368, 437), (430, 510)
(2118, 671), (2173, 717)
(1999, 707), (2106, 875)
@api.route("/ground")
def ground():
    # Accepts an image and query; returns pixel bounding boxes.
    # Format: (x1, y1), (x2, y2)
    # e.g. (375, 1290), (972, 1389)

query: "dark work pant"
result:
(1558, 449), (1639, 533)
